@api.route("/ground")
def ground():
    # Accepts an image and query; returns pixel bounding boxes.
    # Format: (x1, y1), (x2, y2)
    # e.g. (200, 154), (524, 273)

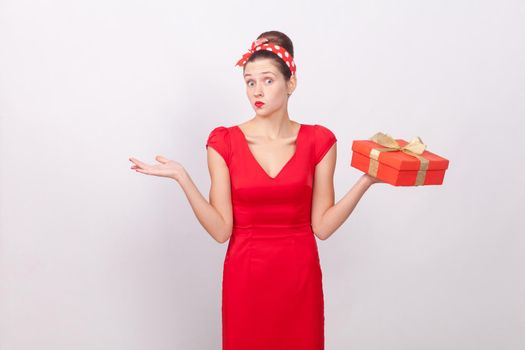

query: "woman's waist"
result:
(232, 222), (313, 237)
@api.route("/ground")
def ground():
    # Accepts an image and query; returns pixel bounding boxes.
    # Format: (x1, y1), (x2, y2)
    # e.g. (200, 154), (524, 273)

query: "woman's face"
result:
(243, 58), (295, 116)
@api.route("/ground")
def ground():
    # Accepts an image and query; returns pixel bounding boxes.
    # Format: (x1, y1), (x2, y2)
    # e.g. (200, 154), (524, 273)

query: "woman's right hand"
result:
(129, 155), (187, 182)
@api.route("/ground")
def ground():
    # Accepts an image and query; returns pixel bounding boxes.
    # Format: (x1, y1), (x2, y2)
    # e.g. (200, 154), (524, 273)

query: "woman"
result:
(130, 30), (381, 350)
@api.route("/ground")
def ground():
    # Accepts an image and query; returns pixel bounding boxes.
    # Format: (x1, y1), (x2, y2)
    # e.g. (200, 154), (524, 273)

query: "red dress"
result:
(206, 123), (337, 350)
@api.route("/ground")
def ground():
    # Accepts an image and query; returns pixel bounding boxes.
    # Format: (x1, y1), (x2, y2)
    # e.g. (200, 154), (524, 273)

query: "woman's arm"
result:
(129, 151), (233, 244)
(310, 144), (380, 240)
(178, 148), (233, 244)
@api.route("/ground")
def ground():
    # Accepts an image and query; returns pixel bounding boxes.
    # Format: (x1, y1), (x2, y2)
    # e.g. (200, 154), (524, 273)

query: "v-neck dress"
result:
(206, 123), (337, 350)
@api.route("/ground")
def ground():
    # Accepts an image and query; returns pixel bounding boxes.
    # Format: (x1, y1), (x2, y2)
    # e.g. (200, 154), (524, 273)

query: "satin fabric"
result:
(206, 123), (337, 350)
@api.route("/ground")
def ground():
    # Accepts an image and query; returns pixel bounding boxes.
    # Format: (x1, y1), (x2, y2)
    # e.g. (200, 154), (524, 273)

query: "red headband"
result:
(235, 37), (296, 75)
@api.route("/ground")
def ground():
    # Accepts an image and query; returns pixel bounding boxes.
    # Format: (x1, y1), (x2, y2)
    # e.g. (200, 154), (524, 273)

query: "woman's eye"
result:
(246, 79), (272, 86)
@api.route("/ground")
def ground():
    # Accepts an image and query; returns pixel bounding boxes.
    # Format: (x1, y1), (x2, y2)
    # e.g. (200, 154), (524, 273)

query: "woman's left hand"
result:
(362, 173), (385, 185)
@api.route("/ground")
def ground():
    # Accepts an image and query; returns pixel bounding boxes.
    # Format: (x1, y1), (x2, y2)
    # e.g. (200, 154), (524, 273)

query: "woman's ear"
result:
(287, 74), (297, 95)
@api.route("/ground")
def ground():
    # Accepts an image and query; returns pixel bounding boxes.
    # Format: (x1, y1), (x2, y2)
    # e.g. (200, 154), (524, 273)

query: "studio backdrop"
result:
(0, 0), (523, 349)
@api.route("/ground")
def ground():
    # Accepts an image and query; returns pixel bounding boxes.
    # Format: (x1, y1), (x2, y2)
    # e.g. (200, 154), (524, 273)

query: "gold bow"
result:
(368, 132), (429, 186)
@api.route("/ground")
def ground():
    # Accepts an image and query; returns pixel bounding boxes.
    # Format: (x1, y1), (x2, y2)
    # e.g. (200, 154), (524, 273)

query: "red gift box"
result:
(351, 132), (450, 186)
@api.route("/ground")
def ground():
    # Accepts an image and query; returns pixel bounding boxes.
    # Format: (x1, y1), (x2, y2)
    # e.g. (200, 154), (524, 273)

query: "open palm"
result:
(129, 155), (183, 179)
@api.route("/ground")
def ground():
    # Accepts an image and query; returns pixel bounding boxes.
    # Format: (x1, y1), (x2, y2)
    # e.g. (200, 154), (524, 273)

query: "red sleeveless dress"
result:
(206, 123), (337, 350)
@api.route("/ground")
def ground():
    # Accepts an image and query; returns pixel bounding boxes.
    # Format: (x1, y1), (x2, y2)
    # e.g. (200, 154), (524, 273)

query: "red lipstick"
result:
(255, 101), (265, 108)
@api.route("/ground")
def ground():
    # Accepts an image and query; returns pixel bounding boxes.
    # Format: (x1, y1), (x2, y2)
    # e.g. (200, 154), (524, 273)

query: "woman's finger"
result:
(129, 157), (150, 169)
(155, 155), (169, 164)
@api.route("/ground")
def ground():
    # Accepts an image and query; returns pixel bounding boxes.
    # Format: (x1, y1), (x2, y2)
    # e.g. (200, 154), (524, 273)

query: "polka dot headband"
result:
(235, 37), (296, 75)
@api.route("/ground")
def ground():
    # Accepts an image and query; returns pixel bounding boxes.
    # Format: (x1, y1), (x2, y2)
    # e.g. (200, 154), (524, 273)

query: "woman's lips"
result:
(255, 101), (265, 108)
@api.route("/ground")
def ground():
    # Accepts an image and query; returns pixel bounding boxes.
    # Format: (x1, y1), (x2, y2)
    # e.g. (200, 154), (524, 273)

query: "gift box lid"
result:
(351, 138), (450, 171)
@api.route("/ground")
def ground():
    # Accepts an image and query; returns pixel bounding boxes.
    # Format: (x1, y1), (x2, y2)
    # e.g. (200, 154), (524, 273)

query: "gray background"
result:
(1, 0), (523, 349)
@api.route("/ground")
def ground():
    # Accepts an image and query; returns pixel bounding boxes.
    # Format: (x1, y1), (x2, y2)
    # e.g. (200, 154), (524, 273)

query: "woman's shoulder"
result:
(299, 123), (336, 140)
(208, 124), (234, 133)
(208, 122), (336, 137)
(207, 124), (236, 139)
(312, 123), (336, 136)
(206, 125), (233, 165)
(310, 123), (337, 164)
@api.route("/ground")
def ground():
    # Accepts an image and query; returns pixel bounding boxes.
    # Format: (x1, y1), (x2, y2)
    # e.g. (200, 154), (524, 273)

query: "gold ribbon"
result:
(368, 132), (429, 186)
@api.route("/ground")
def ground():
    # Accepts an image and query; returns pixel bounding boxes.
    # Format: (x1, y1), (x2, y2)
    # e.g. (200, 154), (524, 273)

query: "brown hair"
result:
(243, 30), (294, 81)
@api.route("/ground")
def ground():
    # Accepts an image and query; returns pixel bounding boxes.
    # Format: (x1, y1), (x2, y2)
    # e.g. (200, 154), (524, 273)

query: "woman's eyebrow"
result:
(244, 71), (277, 77)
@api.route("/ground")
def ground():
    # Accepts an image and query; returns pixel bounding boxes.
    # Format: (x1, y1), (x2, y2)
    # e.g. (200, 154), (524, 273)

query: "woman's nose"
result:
(254, 86), (263, 97)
